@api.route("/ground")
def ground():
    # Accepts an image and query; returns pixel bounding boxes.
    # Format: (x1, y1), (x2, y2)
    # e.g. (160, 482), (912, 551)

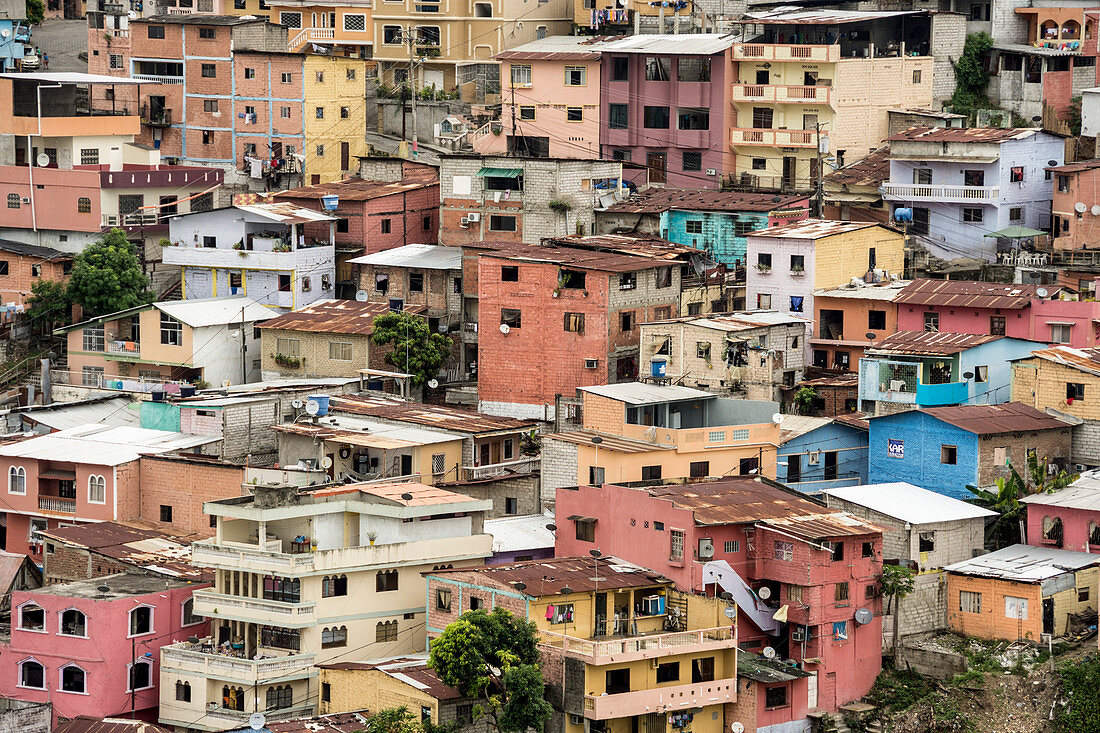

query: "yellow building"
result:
(302, 55), (370, 182)
(727, 9), (936, 191)
(542, 382), (781, 494)
(370, 0), (573, 93)
(269, 1), (375, 54)
(426, 557), (737, 733)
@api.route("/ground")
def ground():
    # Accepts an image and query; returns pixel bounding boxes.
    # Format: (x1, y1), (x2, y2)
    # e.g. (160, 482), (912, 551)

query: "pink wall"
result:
(1029, 299), (1100, 347)
(755, 676), (809, 728)
(1025, 503), (1100, 552)
(896, 302), (1032, 339)
(0, 582), (209, 726)
(0, 167), (103, 233)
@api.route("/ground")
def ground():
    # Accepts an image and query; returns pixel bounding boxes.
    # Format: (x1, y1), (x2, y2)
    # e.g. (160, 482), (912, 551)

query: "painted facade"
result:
(778, 418), (868, 492)
(810, 281), (907, 373)
(1050, 160), (1100, 252)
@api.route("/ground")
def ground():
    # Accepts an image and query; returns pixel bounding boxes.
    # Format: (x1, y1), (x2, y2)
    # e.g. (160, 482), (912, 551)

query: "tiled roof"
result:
(895, 279), (1044, 309)
(887, 126), (1042, 143)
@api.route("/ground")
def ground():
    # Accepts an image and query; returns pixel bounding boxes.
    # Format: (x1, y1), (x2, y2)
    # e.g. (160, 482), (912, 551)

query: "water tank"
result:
(307, 394), (331, 416)
(321, 194), (339, 211)
(650, 356), (667, 378)
(893, 207), (914, 223)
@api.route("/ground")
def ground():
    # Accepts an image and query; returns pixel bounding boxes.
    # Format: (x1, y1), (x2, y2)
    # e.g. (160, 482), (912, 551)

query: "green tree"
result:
(949, 32), (995, 116)
(66, 229), (152, 317)
(364, 707), (457, 733)
(25, 0), (43, 24)
(429, 608), (551, 733)
(370, 311), (452, 388)
(25, 279), (71, 335)
(967, 452), (1078, 548)
(881, 563), (916, 651)
(793, 386), (819, 416)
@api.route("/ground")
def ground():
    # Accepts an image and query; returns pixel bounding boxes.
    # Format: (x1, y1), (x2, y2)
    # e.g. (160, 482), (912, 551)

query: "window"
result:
(19, 660), (44, 689)
(752, 107), (774, 128)
(827, 541), (844, 562)
(917, 531), (935, 553)
(160, 505), (173, 523)
(1009, 207), (1023, 222)
(722, 540), (740, 554)
(279, 106), (291, 119)
(501, 309), (521, 328)
(774, 541), (793, 561)
(606, 668), (630, 694)
(959, 590), (982, 614)
(643, 465), (662, 480)
(655, 266), (673, 289)
(159, 312), (182, 346)
(223, 685), (245, 710)
(176, 680), (191, 702)
(691, 657), (714, 683)
(682, 151), (702, 172)
(431, 453), (447, 476)
(669, 529), (684, 560)
(678, 57), (710, 81)
(436, 589), (452, 611)
(1009, 166), (1025, 183)
(1080, 587), (1091, 602)
(501, 265), (519, 282)
(564, 107), (583, 122)
(575, 517), (596, 541)
(315, 106), (325, 120)
(202, 130), (214, 145)
(1067, 382), (1086, 401)
(503, 496), (518, 514)
(912, 69), (922, 84)
(689, 461), (709, 478)
(1053, 324), (1073, 344)
(267, 685), (294, 710)
(489, 215), (517, 232)
(81, 366), (103, 387)
(409, 272), (424, 292)
(645, 57), (671, 81)
(564, 66), (587, 85)
(264, 576), (300, 603)
(8, 466), (25, 495)
(321, 682), (331, 703)
(564, 312), (585, 333)
(19, 604), (44, 631)
(129, 606), (152, 636)
(832, 621), (848, 641)
(182, 598), (198, 626)
(59, 608), (86, 637)
(519, 106), (535, 120)
(656, 662), (679, 683)
(60, 665), (86, 694)
(684, 220), (703, 235)
(611, 56), (629, 81)
(280, 11), (301, 27)
(276, 338), (301, 357)
(321, 626), (347, 648)
(765, 685), (788, 709)
(261, 625), (300, 650)
(962, 207), (984, 223)
(620, 311), (635, 332)
(609, 104), (628, 129)
(790, 296), (804, 313)
(375, 620), (399, 642)
(201, 63), (216, 78)
(611, 149), (631, 162)
(109, 54), (123, 69)
(913, 168), (932, 185)
(148, 24), (165, 38)
(376, 569), (399, 592)
(279, 274), (292, 292)
(677, 108), (709, 130)
(940, 445), (957, 464)
(347, 68), (357, 80)
(696, 342), (711, 360)
(80, 148), (99, 166)
(643, 106), (670, 128)
(924, 312), (939, 332)
(343, 13), (365, 30)
(129, 661), (152, 691)
(281, 72), (293, 83)
(322, 575), (348, 597)
(510, 64), (532, 86)
(329, 341), (352, 361)
(6, 194), (18, 209)
(835, 582), (850, 604)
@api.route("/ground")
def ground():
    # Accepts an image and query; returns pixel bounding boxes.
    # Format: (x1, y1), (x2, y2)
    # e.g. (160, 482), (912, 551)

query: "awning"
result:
(476, 167), (523, 178)
(566, 515), (597, 523)
(39, 469), (76, 480)
(984, 225), (1046, 238)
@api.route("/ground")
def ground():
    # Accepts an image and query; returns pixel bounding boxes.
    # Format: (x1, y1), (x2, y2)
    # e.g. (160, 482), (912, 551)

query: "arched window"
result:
(19, 603), (44, 631)
(60, 664), (86, 694)
(321, 625), (347, 648)
(266, 685), (293, 710)
(19, 659), (44, 689)
(1041, 19), (1060, 38)
(222, 685), (244, 711)
(1042, 515), (1064, 546)
(322, 574), (347, 597)
(182, 598), (199, 626)
(129, 605), (153, 635)
(77, 197), (92, 214)
(9, 466), (25, 494)
(128, 660), (152, 691)
(1063, 19), (1082, 39)
(376, 569), (398, 592)
(375, 619), (398, 642)
(60, 609), (86, 637)
(176, 680), (191, 702)
(87, 475), (105, 503)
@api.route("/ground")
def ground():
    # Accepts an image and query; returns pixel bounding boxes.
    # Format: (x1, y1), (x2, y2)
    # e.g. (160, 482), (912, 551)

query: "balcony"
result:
(161, 642), (316, 684)
(733, 43), (839, 63)
(462, 456), (538, 481)
(730, 128), (816, 148)
(191, 534), (493, 575)
(206, 704), (316, 728)
(105, 340), (141, 359)
(915, 380), (969, 407)
(583, 677), (737, 719)
(38, 496), (76, 513)
(132, 74), (184, 85)
(290, 26), (336, 49)
(731, 84), (832, 105)
(139, 104), (172, 127)
(858, 357), (918, 404)
(102, 212), (161, 228)
(538, 626), (736, 665)
(880, 183), (1000, 203)
(191, 589), (317, 628)
(162, 243), (333, 272)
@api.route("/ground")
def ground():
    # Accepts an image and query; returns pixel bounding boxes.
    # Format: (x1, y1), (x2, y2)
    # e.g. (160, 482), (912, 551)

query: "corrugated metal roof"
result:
(824, 146), (891, 188)
(10, 396), (140, 431)
(233, 202), (339, 224)
(822, 482), (996, 524)
(274, 419), (458, 447)
(53, 717), (173, 733)
(887, 126), (1043, 143)
(493, 34), (609, 61)
(645, 311), (810, 332)
(468, 235), (696, 273)
(274, 171), (437, 202)
(895, 279), (1044, 309)
(430, 555), (668, 596)
(156, 297), (271, 328)
(485, 511), (556, 553)
(868, 330), (1004, 356)
(545, 429), (674, 453)
(0, 71), (145, 85)
(644, 477), (837, 525)
(944, 544), (1100, 581)
(1018, 345), (1100, 376)
(739, 9), (922, 24)
(779, 415), (833, 441)
(896, 402), (1072, 435)
(814, 281), (910, 300)
(258, 299), (426, 336)
(0, 424), (216, 466)
(738, 650), (812, 683)
(329, 395), (537, 434)
(1047, 159), (1100, 174)
(319, 655), (464, 700)
(757, 512), (886, 540)
(748, 219), (889, 240)
(0, 238), (72, 260)
(347, 243), (462, 270)
(603, 188), (809, 214)
(1022, 471), (1100, 511)
(795, 373), (860, 388)
(597, 33), (739, 55)
(578, 382), (715, 405)
(0, 550), (39, 595)
(38, 521), (210, 580)
(993, 42), (1080, 57)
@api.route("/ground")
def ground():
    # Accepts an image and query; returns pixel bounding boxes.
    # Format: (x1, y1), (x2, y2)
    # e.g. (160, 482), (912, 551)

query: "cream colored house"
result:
(157, 481), (492, 731)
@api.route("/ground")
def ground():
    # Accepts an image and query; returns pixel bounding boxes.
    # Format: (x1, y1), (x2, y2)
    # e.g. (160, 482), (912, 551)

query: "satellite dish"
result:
(1037, 288), (1049, 298)
(545, 523), (557, 531)
(514, 582), (527, 590)
(401, 492), (414, 500)
(1076, 202), (1088, 213)
(321, 456), (333, 468)
(771, 413), (784, 424)
(305, 399), (320, 416)
(865, 332), (877, 340)
(1048, 159), (1059, 167)
(355, 290), (368, 302)
(36, 153), (50, 167)
(962, 371), (974, 380)
(249, 713), (266, 730)
(757, 586), (772, 600)
(499, 323), (510, 335)
(427, 379), (439, 389)
(0, 28), (10, 37)
(291, 399), (304, 409)
(1032, 115), (1043, 122)
(762, 646), (777, 659)
(97, 585), (111, 594)
(731, 724), (745, 733)
(723, 606), (736, 619)
(854, 608), (874, 625)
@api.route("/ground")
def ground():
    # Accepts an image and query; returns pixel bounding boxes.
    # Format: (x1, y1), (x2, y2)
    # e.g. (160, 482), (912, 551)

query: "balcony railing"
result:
(733, 43), (839, 62)
(915, 380), (969, 406)
(730, 128), (817, 148)
(290, 26), (336, 48)
(161, 642), (316, 684)
(539, 625), (735, 664)
(38, 496), (76, 513)
(731, 84), (831, 104)
(583, 677), (737, 719)
(102, 212), (161, 227)
(462, 456), (538, 481)
(192, 589), (317, 627)
(132, 74), (184, 85)
(881, 183), (1000, 203)
(206, 704), (316, 727)
(106, 340), (141, 357)
(139, 104), (172, 127)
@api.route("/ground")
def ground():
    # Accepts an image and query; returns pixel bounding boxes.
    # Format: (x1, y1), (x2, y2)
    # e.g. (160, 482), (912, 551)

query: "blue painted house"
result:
(0, 4), (32, 74)
(596, 189), (810, 267)
(858, 331), (1044, 415)
(778, 414), (869, 492)
(867, 402), (1074, 499)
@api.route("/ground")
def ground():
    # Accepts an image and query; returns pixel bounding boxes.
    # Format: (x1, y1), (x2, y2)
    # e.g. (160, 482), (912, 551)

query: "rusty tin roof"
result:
(328, 394), (537, 434)
(824, 146), (890, 188)
(895, 279), (1044, 309)
(1016, 345), (1100, 376)
(887, 126), (1043, 143)
(915, 402), (1072, 435)
(603, 188), (809, 214)
(868, 330), (1004, 356)
(428, 556), (669, 596)
(257, 299), (427, 336)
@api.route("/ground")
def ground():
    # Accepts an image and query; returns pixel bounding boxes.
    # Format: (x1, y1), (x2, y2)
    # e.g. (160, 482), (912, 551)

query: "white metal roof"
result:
(749, 219), (884, 240)
(1021, 471), (1100, 511)
(597, 33), (739, 55)
(485, 511), (556, 553)
(814, 282), (912, 300)
(347, 244), (463, 271)
(156, 297), (271, 328)
(18, 398), (140, 431)
(779, 415), (833, 442)
(822, 482), (997, 524)
(0, 72), (145, 85)
(233, 202), (338, 223)
(578, 382), (715, 405)
(943, 544), (1100, 581)
(0, 424), (216, 466)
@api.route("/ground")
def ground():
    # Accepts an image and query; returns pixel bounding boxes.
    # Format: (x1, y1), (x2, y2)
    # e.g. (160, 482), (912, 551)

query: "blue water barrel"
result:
(308, 394), (331, 416)
(651, 357), (668, 378)
(321, 194), (339, 211)
(894, 207), (914, 223)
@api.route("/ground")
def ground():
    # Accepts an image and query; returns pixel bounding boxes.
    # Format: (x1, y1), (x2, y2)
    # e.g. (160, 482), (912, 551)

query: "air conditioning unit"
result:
(465, 212), (481, 222)
(808, 451), (821, 465)
(584, 358), (598, 369)
(705, 168), (717, 176)
(20, 197), (30, 204)
(792, 627), (807, 642)
(697, 538), (714, 559)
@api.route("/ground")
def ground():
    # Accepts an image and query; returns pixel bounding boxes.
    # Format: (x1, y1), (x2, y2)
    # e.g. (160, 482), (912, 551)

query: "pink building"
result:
(0, 573), (208, 726)
(554, 477), (885, 714)
(1022, 476), (1100, 552)
(0, 425), (216, 559)
(1029, 298), (1100, 347)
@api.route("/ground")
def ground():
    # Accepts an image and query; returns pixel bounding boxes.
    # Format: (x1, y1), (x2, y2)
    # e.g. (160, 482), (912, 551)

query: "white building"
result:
(165, 203), (337, 312)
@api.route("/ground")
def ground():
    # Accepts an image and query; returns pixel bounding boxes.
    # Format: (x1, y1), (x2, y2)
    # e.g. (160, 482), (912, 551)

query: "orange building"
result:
(944, 544), (1099, 642)
(810, 280), (908, 373)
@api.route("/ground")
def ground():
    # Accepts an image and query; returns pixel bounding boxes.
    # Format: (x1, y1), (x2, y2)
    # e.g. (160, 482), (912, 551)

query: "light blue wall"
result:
(867, 412), (979, 499)
(0, 21), (30, 73)
(778, 421), (868, 493)
(664, 209), (769, 267)
(958, 337), (1043, 405)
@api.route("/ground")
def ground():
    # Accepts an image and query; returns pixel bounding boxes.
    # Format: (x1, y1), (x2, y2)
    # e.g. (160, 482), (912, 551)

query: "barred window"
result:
(80, 148), (99, 165)
(83, 325), (105, 352)
(343, 13), (365, 30)
(376, 619), (398, 641)
(280, 11), (301, 27)
(959, 590), (982, 614)
(77, 197), (91, 213)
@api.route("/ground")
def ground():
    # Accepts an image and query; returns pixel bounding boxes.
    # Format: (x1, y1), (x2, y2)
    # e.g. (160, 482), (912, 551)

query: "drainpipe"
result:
(29, 83), (63, 246)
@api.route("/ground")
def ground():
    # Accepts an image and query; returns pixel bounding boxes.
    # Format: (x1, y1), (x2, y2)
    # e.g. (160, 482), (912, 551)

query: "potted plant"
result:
(791, 265), (805, 276)
(755, 263), (772, 273)
(366, 530), (378, 546)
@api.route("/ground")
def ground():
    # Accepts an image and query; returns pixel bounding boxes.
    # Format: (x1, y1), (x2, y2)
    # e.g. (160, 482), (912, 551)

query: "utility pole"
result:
(510, 79), (517, 148)
(240, 304), (247, 385)
(813, 121), (825, 217)
(406, 27), (419, 156)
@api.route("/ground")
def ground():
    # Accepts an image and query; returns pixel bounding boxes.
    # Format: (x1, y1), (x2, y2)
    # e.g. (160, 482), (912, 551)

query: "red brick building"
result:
(472, 235), (695, 420)
(0, 240), (72, 306)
